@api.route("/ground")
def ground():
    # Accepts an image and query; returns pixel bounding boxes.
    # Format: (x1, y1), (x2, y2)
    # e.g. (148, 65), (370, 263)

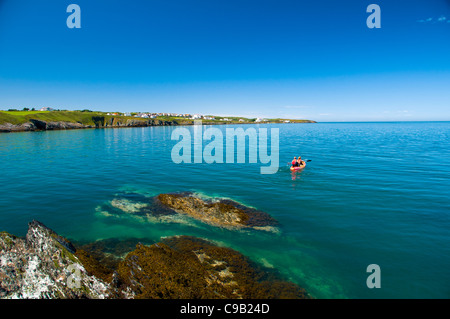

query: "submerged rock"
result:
(117, 236), (309, 299)
(97, 192), (184, 225)
(156, 192), (279, 231)
(73, 237), (154, 282)
(0, 221), (111, 299)
(98, 192), (279, 232)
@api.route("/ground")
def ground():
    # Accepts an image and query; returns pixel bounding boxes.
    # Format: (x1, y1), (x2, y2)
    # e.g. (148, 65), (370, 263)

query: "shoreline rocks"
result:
(0, 115), (316, 133)
(0, 117), (179, 133)
(0, 221), (310, 299)
(0, 221), (111, 299)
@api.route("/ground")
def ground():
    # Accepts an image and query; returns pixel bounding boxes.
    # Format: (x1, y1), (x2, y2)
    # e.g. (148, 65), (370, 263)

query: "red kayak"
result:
(290, 163), (306, 171)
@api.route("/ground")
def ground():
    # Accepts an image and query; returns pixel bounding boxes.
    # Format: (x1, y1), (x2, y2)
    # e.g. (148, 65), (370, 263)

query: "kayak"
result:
(290, 163), (306, 171)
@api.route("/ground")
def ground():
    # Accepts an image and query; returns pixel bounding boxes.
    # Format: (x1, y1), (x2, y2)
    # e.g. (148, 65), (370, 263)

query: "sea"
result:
(1, 121), (449, 299)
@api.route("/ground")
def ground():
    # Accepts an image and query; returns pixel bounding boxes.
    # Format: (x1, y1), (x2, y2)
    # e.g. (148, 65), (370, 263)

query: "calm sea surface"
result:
(1, 122), (449, 298)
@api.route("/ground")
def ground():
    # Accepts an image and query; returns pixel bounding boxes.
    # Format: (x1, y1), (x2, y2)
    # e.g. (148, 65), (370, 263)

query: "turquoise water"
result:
(1, 122), (449, 299)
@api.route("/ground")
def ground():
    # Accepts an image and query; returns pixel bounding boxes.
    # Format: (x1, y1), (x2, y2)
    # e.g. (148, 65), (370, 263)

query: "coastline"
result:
(0, 117), (180, 133)
(0, 114), (316, 134)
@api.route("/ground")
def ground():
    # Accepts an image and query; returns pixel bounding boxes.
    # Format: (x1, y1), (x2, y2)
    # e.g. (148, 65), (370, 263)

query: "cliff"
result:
(0, 117), (178, 133)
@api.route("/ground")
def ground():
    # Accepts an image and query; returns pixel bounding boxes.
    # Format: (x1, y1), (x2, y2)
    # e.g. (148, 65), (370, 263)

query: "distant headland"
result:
(0, 108), (316, 133)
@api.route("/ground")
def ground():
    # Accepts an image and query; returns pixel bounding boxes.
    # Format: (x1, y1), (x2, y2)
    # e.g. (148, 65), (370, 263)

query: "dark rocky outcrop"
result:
(92, 116), (105, 128)
(29, 119), (47, 130)
(46, 121), (87, 130)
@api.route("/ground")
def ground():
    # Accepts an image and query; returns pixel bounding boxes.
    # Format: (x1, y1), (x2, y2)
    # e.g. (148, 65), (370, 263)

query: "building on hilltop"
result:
(39, 107), (54, 111)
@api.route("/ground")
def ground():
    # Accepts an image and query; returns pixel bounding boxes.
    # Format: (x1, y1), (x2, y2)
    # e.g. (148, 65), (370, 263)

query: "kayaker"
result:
(297, 156), (304, 166)
(291, 157), (298, 167)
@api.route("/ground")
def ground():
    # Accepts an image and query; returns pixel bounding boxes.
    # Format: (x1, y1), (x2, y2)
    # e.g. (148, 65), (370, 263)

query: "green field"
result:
(0, 111), (139, 126)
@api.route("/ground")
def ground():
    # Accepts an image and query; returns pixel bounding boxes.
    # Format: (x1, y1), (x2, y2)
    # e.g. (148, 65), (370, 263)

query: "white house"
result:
(39, 107), (54, 111)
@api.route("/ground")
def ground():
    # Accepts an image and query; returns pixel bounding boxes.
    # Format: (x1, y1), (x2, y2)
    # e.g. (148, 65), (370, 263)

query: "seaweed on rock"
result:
(156, 192), (279, 231)
(117, 236), (309, 299)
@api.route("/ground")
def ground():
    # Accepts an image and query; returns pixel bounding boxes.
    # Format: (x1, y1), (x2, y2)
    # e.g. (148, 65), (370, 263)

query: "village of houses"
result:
(31, 107), (291, 123)
(104, 111), (277, 123)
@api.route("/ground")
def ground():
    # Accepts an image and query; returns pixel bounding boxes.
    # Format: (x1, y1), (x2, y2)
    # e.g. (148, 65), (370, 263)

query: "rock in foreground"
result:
(1, 221), (308, 299)
(0, 221), (110, 299)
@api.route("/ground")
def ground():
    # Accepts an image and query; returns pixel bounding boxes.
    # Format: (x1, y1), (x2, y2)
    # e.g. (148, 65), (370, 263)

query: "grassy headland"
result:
(0, 110), (136, 126)
(0, 110), (315, 133)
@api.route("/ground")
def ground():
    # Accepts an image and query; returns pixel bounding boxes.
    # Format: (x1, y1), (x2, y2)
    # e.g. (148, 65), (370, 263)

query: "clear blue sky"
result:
(0, 0), (449, 121)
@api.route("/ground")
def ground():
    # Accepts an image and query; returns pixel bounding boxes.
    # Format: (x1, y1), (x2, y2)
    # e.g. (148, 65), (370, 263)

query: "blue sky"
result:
(0, 0), (449, 121)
